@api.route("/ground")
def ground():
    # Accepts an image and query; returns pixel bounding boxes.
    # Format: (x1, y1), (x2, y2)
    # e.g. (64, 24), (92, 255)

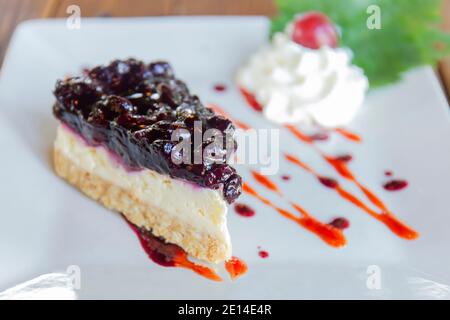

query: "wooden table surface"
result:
(1, 0), (449, 96)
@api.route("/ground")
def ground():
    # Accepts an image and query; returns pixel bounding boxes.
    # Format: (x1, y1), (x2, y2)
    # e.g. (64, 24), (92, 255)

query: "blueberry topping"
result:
(53, 59), (241, 203)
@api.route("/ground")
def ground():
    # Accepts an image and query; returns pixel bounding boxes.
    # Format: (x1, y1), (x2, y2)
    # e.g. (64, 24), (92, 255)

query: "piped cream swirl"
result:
(237, 28), (368, 127)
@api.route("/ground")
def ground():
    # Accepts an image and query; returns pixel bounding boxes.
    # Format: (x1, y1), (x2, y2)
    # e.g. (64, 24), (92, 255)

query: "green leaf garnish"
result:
(271, 0), (450, 87)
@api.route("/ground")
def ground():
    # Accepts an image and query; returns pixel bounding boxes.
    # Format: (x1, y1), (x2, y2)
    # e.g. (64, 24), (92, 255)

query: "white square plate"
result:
(1, 17), (450, 299)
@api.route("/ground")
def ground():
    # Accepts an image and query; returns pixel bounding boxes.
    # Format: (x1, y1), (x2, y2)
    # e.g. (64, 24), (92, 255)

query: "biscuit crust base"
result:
(53, 147), (227, 263)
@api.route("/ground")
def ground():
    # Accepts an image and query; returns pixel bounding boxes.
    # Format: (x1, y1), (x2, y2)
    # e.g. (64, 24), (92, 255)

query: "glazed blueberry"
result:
(223, 174), (243, 203)
(54, 77), (101, 117)
(106, 96), (135, 114)
(87, 105), (108, 126)
(205, 165), (236, 188)
(89, 58), (148, 94)
(116, 114), (155, 130)
(207, 115), (233, 133)
(53, 59), (241, 203)
(149, 61), (174, 77)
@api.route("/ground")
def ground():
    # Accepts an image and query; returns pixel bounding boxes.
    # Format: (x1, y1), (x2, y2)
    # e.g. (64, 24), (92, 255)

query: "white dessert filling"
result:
(236, 29), (369, 128)
(54, 125), (231, 254)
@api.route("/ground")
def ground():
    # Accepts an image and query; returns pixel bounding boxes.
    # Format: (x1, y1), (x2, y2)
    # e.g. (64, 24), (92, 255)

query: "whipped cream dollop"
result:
(236, 27), (369, 128)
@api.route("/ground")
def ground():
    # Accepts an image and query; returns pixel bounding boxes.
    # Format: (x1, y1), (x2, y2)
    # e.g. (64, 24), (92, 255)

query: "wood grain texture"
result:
(0, 0), (58, 66)
(0, 0), (449, 96)
(52, 0), (276, 17)
(0, 0), (276, 67)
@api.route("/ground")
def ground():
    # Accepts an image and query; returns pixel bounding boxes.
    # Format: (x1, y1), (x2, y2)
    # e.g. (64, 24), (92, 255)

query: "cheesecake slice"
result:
(52, 59), (242, 263)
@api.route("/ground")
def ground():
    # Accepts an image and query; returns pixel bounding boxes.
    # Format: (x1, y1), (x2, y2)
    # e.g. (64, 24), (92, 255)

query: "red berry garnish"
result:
(291, 12), (339, 49)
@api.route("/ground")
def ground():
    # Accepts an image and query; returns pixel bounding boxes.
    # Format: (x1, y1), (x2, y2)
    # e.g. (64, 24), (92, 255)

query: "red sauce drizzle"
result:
(285, 126), (405, 219)
(234, 203), (255, 217)
(250, 170), (281, 194)
(337, 186), (417, 239)
(238, 89), (360, 146)
(243, 183), (346, 247)
(324, 155), (393, 213)
(284, 153), (418, 240)
(213, 84), (227, 92)
(384, 179), (408, 191)
(236, 88), (360, 143)
(208, 103), (251, 130)
(225, 257), (248, 280)
(289, 202), (347, 247)
(127, 221), (222, 281)
(281, 175), (291, 181)
(334, 127), (362, 143)
(239, 87), (263, 112)
(213, 100), (418, 245)
(285, 125), (314, 144)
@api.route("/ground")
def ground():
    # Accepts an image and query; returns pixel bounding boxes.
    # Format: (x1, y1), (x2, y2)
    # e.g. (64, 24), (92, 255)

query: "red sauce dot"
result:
(309, 132), (330, 141)
(281, 175), (291, 181)
(328, 217), (350, 230)
(258, 250), (269, 259)
(213, 84), (227, 92)
(318, 177), (339, 189)
(385, 170), (393, 177)
(383, 179), (408, 191)
(234, 203), (255, 217)
(225, 257), (248, 280)
(335, 154), (353, 163)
